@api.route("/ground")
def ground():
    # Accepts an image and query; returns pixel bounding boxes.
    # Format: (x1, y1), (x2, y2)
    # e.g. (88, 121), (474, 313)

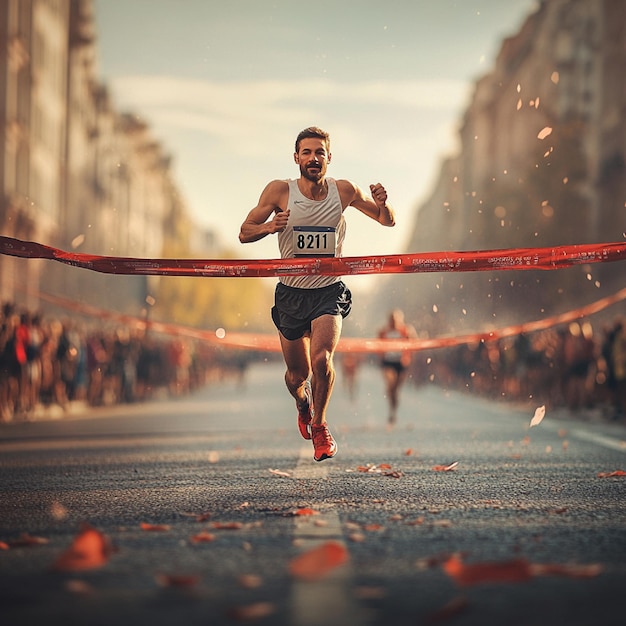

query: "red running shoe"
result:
(297, 380), (313, 440)
(312, 424), (337, 462)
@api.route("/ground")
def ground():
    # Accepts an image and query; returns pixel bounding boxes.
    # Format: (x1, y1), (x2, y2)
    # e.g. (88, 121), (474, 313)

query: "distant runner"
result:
(239, 127), (395, 460)
(378, 309), (416, 425)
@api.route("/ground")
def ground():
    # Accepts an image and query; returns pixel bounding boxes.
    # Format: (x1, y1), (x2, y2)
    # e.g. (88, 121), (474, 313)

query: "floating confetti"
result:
(537, 126), (553, 140)
(530, 405), (546, 428)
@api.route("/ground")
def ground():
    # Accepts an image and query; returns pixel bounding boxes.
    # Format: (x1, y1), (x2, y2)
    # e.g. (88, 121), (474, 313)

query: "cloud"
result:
(112, 76), (467, 109)
(108, 75), (468, 180)
(109, 75), (468, 153)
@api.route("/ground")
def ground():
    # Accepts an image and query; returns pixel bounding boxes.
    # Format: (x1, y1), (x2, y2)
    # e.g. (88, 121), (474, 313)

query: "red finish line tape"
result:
(2, 236), (626, 277)
(33, 286), (626, 354)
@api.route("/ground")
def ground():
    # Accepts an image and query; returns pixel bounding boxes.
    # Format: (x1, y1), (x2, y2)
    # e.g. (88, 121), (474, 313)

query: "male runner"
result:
(239, 127), (395, 461)
(378, 309), (416, 425)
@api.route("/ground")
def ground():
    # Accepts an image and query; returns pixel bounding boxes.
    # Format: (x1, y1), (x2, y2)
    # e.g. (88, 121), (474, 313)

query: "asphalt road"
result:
(1, 360), (625, 626)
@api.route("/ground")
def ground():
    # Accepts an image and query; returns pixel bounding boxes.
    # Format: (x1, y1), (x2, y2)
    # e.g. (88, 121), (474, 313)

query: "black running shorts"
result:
(271, 281), (352, 341)
(381, 360), (406, 374)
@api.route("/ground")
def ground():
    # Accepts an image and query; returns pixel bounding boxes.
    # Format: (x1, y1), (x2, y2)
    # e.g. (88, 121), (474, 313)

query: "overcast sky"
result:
(94, 0), (538, 288)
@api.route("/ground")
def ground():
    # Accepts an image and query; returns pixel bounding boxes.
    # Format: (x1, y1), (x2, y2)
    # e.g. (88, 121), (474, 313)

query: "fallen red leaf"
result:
(140, 522), (171, 532)
(212, 521), (244, 530)
(443, 554), (602, 587)
(292, 508), (320, 516)
(52, 525), (112, 572)
(432, 462), (459, 472)
(443, 554), (532, 587)
(356, 463), (399, 475)
(190, 531), (216, 544)
(357, 465), (375, 473)
(269, 468), (292, 478)
(8, 533), (49, 547)
(289, 541), (349, 581)
(383, 470), (404, 478)
(363, 524), (384, 532)
(228, 601), (275, 621)
(597, 469), (626, 478)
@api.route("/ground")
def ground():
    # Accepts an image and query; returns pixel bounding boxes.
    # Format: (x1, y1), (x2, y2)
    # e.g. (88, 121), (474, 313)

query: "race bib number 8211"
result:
(293, 226), (336, 257)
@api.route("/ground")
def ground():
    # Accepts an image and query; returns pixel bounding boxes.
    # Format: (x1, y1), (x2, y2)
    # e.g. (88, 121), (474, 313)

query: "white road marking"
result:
(541, 420), (626, 453)
(289, 446), (364, 626)
(569, 429), (626, 453)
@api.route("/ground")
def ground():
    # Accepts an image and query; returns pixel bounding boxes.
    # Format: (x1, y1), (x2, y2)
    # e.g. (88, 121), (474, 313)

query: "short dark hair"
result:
(295, 126), (330, 153)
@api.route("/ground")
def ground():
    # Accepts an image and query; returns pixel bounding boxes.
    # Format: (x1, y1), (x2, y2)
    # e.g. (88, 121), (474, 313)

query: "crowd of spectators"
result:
(410, 317), (626, 420)
(3, 300), (626, 424)
(0, 301), (249, 422)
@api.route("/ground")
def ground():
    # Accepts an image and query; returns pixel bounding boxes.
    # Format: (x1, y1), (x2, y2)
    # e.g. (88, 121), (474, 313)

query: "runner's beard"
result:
(301, 163), (325, 183)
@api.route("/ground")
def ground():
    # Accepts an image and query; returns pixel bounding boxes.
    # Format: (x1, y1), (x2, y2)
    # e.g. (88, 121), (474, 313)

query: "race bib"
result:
(293, 226), (336, 257)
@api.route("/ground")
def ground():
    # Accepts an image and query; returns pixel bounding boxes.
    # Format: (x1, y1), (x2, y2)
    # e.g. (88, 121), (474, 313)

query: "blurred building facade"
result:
(0, 0), (199, 315)
(376, 0), (626, 334)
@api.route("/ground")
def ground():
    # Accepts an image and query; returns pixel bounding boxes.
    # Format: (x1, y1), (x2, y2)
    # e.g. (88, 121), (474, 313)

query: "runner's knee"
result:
(311, 350), (334, 379)
(285, 367), (310, 390)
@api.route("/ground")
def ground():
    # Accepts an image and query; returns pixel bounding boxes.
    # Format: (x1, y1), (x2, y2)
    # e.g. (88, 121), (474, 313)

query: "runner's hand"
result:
(270, 209), (290, 233)
(370, 183), (388, 208)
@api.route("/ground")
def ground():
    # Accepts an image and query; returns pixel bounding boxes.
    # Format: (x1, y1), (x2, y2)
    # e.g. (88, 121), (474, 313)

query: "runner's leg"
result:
(382, 367), (393, 395)
(279, 333), (312, 407)
(309, 314), (342, 425)
(383, 366), (401, 423)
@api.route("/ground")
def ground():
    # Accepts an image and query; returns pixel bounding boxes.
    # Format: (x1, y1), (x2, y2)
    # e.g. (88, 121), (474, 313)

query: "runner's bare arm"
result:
(337, 180), (395, 226)
(239, 180), (290, 243)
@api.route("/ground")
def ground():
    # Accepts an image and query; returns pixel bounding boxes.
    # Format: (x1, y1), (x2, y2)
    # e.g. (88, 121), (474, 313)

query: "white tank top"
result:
(277, 178), (346, 289)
